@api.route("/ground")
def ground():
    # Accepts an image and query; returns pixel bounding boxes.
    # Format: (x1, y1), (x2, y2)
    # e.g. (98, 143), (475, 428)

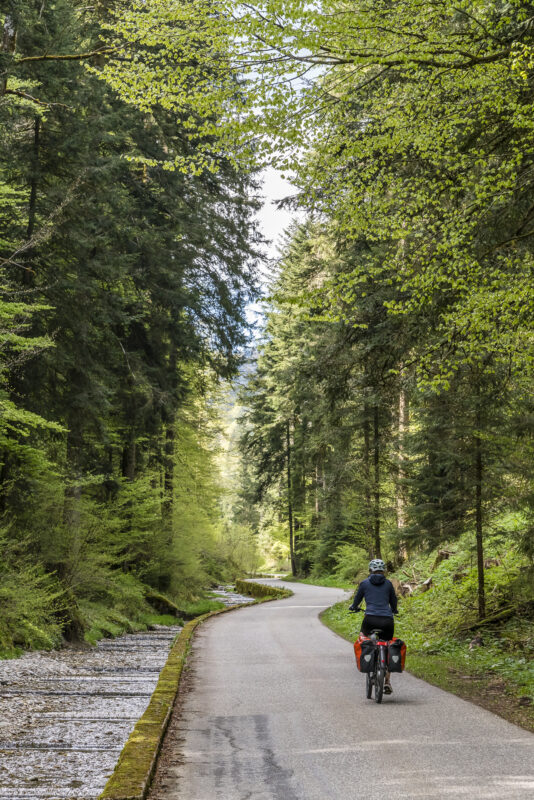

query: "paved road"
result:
(149, 581), (534, 800)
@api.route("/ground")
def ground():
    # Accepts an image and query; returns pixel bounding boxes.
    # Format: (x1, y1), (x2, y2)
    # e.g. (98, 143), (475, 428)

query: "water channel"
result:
(0, 587), (252, 799)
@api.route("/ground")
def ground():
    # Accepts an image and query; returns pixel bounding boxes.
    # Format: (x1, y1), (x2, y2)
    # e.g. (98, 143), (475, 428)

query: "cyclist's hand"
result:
(349, 605), (363, 613)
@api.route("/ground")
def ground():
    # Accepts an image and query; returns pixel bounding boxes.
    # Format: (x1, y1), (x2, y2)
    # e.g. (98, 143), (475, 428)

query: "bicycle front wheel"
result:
(375, 667), (384, 703)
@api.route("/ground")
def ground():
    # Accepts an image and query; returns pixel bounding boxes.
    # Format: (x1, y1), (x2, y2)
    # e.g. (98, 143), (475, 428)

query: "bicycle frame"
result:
(366, 631), (389, 704)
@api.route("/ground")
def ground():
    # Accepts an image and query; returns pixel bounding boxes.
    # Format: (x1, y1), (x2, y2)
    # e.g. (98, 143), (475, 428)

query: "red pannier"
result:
(388, 638), (407, 672)
(354, 634), (376, 673)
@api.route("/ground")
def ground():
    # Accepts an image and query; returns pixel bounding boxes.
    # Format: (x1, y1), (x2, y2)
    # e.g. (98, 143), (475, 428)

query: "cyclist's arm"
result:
(349, 583), (365, 611)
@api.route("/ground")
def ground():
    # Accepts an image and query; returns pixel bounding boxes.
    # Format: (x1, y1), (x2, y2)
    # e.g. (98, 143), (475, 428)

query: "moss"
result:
(235, 579), (292, 599)
(143, 589), (180, 617)
(100, 586), (292, 799)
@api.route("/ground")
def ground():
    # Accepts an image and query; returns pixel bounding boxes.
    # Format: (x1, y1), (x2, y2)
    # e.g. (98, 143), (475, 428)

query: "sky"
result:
(247, 166), (300, 328)
(257, 166), (297, 263)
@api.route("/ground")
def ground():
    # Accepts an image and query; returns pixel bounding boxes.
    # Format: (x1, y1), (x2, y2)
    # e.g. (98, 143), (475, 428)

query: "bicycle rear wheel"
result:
(375, 667), (384, 703)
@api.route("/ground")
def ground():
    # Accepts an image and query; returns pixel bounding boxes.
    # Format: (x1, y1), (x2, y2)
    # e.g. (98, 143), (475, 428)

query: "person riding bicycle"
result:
(349, 558), (398, 694)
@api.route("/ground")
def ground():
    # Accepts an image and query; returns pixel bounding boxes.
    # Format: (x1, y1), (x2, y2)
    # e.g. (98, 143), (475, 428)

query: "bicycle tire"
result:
(366, 672), (373, 699)
(375, 667), (384, 703)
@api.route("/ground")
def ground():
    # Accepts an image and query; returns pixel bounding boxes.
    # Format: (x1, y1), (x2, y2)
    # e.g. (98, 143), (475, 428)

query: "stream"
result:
(0, 586), (252, 799)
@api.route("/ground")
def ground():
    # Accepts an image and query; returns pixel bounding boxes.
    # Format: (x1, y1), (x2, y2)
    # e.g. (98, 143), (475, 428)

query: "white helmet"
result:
(369, 558), (386, 573)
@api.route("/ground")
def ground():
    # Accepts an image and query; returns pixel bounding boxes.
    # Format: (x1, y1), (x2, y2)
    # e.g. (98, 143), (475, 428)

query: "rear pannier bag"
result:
(388, 638), (407, 672)
(354, 636), (376, 673)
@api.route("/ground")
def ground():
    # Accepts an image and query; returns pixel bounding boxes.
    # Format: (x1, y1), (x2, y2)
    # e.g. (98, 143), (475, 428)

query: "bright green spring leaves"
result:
(98, 0), (534, 382)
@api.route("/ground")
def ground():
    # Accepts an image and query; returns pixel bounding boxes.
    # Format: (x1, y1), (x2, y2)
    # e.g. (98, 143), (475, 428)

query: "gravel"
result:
(0, 587), (253, 799)
(0, 626), (181, 799)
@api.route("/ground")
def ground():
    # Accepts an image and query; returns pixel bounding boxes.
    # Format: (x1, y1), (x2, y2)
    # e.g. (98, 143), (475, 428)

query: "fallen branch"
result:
(416, 576), (433, 593)
(460, 606), (515, 632)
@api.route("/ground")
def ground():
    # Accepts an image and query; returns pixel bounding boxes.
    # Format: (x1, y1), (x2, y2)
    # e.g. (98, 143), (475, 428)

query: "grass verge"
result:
(281, 574), (355, 591)
(99, 581), (292, 800)
(321, 600), (534, 733)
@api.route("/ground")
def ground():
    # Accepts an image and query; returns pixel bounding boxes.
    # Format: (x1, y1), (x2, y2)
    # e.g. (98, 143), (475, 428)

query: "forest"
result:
(1, 0), (533, 705)
(0, 0), (261, 654)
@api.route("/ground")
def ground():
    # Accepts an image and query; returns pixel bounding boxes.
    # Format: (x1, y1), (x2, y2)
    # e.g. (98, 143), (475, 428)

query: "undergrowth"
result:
(0, 567), (228, 657)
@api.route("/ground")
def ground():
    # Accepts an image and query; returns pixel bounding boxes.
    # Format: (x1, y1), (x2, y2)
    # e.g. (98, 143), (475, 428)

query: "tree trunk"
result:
(287, 419), (297, 576)
(474, 406), (485, 620)
(314, 461), (320, 518)
(363, 404), (373, 556)
(63, 431), (82, 581)
(373, 404), (382, 559)
(27, 117), (40, 240)
(1, 15), (17, 96)
(122, 436), (136, 481)
(162, 421), (175, 518)
(22, 116), (40, 286)
(0, 449), (10, 513)
(396, 382), (409, 559)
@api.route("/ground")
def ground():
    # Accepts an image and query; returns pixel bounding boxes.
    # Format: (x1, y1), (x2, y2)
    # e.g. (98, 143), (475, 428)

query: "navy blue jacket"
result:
(350, 574), (398, 618)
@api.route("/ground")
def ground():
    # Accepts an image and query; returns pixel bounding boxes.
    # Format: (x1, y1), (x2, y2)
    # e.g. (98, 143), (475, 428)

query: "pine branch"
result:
(15, 47), (116, 63)
(4, 89), (71, 109)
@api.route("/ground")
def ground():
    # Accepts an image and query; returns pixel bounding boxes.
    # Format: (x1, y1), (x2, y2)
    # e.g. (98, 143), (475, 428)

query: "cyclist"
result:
(349, 558), (398, 694)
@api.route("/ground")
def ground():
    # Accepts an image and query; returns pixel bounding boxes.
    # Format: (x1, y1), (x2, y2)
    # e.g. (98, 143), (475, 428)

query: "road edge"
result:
(98, 581), (292, 800)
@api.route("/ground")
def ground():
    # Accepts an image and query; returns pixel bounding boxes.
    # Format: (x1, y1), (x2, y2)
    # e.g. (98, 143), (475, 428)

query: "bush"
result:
(0, 563), (64, 655)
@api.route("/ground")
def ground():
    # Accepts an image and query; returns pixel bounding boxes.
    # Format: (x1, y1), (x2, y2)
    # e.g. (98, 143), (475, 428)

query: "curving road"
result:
(149, 580), (534, 800)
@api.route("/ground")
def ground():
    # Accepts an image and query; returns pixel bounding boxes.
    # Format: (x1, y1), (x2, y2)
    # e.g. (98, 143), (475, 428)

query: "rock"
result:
(518, 696), (532, 707)
(416, 576), (433, 593)
(469, 635), (484, 650)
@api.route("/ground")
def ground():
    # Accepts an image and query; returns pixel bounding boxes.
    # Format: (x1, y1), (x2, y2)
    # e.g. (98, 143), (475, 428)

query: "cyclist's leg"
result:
(385, 617), (394, 692)
(363, 614), (394, 639)
(361, 614), (393, 637)
(360, 615), (374, 637)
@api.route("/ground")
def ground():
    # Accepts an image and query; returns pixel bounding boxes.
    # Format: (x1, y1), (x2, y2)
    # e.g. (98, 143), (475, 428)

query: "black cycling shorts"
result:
(361, 614), (394, 641)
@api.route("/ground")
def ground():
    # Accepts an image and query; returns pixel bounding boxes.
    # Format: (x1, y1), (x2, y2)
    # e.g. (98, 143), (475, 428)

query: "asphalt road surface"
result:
(149, 580), (534, 800)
